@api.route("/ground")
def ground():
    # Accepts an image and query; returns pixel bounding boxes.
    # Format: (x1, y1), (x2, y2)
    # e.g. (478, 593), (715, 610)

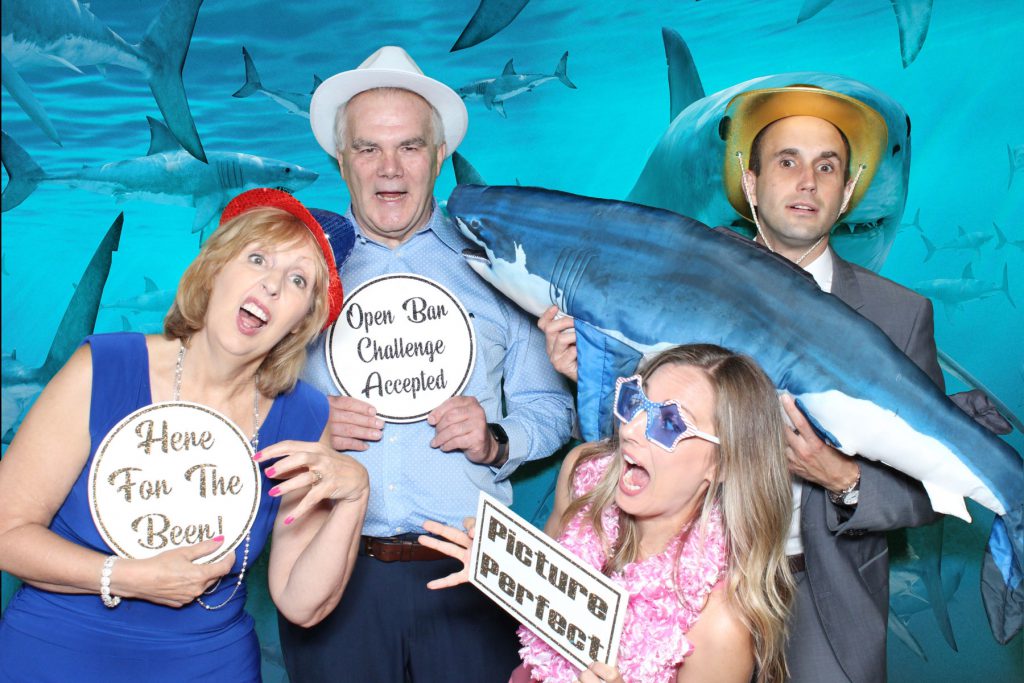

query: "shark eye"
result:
(892, 144), (901, 156)
(284, 167), (291, 174)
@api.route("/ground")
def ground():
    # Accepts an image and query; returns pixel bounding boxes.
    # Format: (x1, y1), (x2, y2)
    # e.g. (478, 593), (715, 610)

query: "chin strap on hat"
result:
(736, 151), (775, 253)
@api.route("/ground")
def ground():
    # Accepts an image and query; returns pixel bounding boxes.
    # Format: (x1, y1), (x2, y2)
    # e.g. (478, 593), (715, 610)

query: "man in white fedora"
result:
(279, 46), (574, 682)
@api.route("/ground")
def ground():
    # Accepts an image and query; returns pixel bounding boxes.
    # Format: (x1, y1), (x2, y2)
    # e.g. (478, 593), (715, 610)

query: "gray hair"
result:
(333, 87), (445, 155)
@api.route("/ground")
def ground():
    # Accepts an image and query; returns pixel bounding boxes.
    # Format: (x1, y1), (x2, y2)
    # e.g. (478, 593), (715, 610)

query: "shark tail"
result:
(1, 130), (48, 212)
(999, 264), (1015, 308)
(554, 52), (576, 89)
(892, 0), (933, 68)
(908, 207), (922, 232)
(1, 54), (62, 146)
(233, 47), (262, 98)
(981, 506), (1024, 645)
(920, 234), (937, 262)
(138, 0), (207, 163)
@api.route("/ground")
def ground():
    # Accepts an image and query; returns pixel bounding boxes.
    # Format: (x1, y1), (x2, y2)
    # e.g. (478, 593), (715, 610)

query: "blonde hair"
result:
(164, 207), (330, 397)
(564, 344), (794, 682)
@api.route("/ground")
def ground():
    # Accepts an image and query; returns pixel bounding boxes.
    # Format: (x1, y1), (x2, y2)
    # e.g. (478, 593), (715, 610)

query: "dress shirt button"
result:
(388, 484), (395, 491)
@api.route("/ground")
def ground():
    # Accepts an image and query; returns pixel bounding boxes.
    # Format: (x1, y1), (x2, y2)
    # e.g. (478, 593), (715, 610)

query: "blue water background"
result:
(2, 1), (1022, 680)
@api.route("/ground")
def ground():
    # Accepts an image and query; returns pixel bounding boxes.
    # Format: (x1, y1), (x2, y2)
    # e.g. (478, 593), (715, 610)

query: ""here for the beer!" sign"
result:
(88, 402), (261, 563)
(469, 493), (627, 671)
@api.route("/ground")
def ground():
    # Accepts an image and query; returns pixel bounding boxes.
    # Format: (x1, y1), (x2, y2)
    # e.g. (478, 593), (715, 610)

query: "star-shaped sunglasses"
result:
(613, 375), (720, 451)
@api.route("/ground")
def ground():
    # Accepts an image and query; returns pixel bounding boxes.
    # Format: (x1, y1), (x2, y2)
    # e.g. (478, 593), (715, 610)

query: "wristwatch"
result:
(487, 423), (509, 467)
(828, 473), (860, 506)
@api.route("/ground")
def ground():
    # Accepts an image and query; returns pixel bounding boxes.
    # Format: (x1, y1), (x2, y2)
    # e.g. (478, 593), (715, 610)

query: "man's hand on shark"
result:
(327, 395), (384, 452)
(428, 396), (497, 465)
(781, 394), (860, 495)
(538, 306), (578, 383)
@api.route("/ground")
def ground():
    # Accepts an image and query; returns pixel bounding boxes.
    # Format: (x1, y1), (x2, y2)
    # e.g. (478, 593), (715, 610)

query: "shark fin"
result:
(661, 28), (705, 122)
(956, 225), (966, 237)
(994, 223), (1007, 248)
(9, 349), (16, 361)
(1, 130), (48, 212)
(554, 52), (576, 89)
(494, 100), (508, 119)
(574, 321), (642, 443)
(312, 75), (323, 92)
(452, 152), (487, 186)
(41, 214), (123, 379)
(121, 315), (132, 332)
(796, 0), (835, 22)
(137, 0), (207, 162)
(193, 195), (225, 234)
(981, 507), (1024, 644)
(502, 59), (516, 76)
(891, 0), (934, 68)
(2, 55), (62, 146)
(143, 276), (160, 293)
(961, 262), (974, 280)
(888, 611), (928, 660)
(999, 264), (1015, 308)
(233, 47), (262, 98)
(920, 234), (936, 261)
(146, 115), (184, 156)
(451, 0), (530, 51)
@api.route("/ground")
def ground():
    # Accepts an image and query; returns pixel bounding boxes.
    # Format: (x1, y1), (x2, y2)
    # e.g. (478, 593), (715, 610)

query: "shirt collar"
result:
(345, 201), (474, 255)
(802, 245), (834, 292)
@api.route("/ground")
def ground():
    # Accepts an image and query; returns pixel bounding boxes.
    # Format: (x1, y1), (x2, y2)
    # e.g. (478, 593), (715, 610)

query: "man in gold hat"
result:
(538, 85), (1010, 682)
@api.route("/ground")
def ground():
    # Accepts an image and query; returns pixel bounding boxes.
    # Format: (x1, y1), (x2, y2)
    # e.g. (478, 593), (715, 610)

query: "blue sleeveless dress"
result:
(0, 333), (328, 682)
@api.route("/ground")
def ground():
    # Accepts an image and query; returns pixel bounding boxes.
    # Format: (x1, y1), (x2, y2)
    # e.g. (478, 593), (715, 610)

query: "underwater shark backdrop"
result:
(2, 0), (1021, 680)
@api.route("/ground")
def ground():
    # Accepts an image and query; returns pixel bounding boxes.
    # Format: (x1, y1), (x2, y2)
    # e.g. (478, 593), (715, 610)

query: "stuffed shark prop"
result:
(447, 183), (1023, 643)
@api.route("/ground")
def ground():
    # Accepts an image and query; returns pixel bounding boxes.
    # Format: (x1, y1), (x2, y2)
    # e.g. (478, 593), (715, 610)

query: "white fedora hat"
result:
(310, 46), (468, 158)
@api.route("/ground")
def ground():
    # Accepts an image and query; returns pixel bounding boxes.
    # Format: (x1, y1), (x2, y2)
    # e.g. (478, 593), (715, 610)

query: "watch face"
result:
(843, 489), (860, 505)
(488, 423), (508, 444)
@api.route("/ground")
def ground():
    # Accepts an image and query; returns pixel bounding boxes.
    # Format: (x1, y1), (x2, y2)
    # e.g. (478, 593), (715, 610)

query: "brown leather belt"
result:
(359, 535), (448, 562)
(788, 553), (806, 574)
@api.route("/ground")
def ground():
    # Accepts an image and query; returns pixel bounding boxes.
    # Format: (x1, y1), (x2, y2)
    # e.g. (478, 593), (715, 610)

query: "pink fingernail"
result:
(269, 486), (281, 496)
(283, 516), (294, 525)
(252, 451), (262, 461)
(265, 467), (276, 477)
(212, 535), (225, 543)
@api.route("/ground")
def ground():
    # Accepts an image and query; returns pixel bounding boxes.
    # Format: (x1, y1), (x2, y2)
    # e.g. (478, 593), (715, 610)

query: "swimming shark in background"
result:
(994, 223), (1024, 252)
(798, 0), (933, 67)
(101, 276), (175, 314)
(920, 226), (994, 261)
(2, 213), (122, 444)
(447, 183), (1023, 643)
(1, 0), (207, 162)
(233, 47), (322, 119)
(913, 263), (1015, 315)
(458, 53), (576, 118)
(450, 0), (530, 51)
(627, 29), (912, 273)
(1, 119), (317, 235)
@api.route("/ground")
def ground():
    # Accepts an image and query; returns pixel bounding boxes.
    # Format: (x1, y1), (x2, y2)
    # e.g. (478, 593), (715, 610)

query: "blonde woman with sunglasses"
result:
(421, 344), (794, 683)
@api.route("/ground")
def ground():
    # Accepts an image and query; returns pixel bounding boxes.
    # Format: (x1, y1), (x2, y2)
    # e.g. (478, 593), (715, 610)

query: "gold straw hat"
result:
(721, 86), (888, 220)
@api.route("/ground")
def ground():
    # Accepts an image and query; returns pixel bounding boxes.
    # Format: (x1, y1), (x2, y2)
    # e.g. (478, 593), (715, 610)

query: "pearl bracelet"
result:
(100, 555), (121, 608)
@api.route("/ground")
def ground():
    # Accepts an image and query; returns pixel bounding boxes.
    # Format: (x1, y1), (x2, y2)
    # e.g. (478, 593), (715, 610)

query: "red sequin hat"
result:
(220, 188), (343, 331)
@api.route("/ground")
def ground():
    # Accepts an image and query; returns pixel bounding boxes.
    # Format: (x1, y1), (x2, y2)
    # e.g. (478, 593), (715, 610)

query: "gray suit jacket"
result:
(793, 251), (945, 683)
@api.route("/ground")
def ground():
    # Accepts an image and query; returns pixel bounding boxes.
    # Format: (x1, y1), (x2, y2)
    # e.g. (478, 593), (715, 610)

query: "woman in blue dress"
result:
(0, 188), (369, 682)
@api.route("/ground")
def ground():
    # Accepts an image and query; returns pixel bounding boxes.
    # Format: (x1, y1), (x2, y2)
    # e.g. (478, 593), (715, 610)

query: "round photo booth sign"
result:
(326, 274), (477, 423)
(88, 401), (261, 564)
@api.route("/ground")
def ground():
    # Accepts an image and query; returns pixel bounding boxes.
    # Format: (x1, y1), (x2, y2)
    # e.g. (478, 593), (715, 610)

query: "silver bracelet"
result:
(100, 555), (121, 608)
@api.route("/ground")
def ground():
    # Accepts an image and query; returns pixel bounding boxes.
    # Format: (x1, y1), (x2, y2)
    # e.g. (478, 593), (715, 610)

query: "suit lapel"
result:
(830, 250), (865, 311)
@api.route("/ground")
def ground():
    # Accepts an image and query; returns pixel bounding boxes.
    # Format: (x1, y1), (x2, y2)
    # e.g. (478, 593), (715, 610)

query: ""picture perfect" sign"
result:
(88, 402), (261, 563)
(325, 274), (476, 423)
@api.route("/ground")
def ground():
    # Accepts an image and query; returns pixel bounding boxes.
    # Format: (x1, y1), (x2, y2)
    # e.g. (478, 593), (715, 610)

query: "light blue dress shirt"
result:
(304, 204), (575, 537)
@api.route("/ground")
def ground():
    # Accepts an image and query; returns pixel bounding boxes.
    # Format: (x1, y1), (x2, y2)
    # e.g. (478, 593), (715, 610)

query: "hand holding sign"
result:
(257, 439), (369, 524)
(325, 395), (384, 452)
(428, 396), (495, 464)
(116, 537), (235, 608)
(419, 517), (477, 589)
(578, 662), (625, 683)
